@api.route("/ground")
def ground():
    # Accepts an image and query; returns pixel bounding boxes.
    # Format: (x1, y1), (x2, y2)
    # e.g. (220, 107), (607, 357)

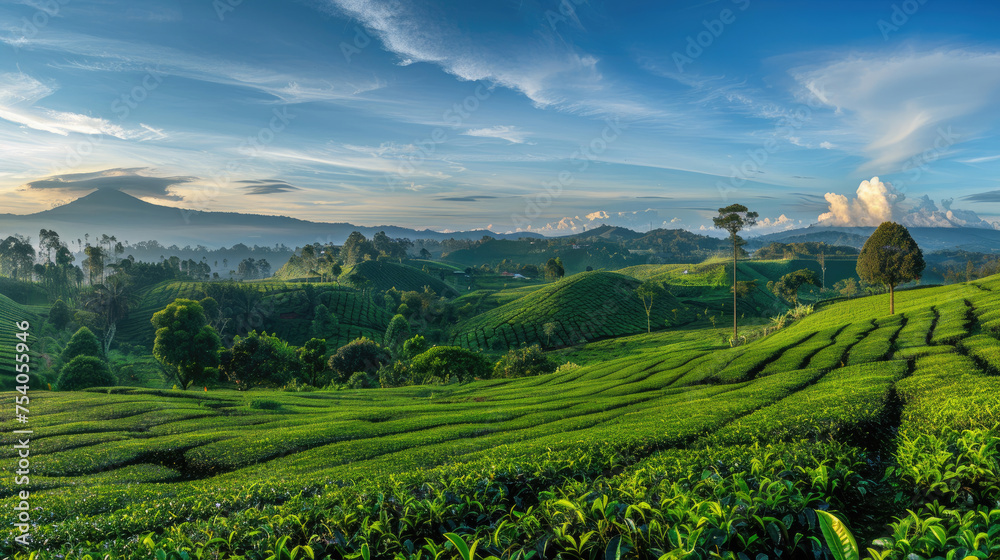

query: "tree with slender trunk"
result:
(713, 204), (758, 343)
(636, 280), (665, 333)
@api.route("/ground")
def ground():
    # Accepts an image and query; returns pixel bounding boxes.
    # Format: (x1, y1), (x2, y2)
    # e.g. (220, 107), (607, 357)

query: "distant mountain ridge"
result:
(0, 189), (542, 247)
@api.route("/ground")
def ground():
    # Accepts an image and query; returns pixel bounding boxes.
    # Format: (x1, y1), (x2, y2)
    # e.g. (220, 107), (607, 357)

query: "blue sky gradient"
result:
(2, 0), (1000, 235)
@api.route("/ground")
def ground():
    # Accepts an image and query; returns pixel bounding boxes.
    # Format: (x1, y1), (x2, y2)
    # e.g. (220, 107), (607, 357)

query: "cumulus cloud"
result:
(750, 214), (799, 234)
(19, 168), (195, 200)
(818, 176), (999, 229)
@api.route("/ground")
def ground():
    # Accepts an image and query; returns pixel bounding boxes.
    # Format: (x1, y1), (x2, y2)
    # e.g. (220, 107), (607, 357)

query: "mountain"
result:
(749, 225), (1000, 253)
(0, 189), (542, 247)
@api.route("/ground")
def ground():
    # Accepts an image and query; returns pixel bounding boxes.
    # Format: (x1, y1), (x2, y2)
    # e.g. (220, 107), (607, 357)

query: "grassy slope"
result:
(450, 271), (689, 349)
(342, 260), (456, 295)
(116, 280), (392, 349)
(0, 293), (41, 386)
(2, 277), (1000, 556)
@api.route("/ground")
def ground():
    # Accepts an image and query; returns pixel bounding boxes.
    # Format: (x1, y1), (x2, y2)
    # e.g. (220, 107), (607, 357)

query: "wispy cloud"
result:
(792, 49), (1000, 173)
(960, 154), (1000, 164)
(0, 72), (146, 139)
(0, 31), (385, 104)
(463, 125), (528, 144)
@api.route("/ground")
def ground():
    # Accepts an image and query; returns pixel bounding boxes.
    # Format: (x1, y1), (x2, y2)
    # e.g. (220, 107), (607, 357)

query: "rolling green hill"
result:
(341, 260), (458, 296)
(116, 281), (393, 349)
(450, 271), (690, 350)
(3, 275), (1000, 557)
(0, 293), (41, 387)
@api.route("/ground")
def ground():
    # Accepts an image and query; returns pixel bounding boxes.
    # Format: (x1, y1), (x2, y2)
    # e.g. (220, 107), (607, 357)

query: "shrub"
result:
(555, 362), (581, 374)
(493, 344), (557, 378)
(377, 361), (410, 388)
(61, 326), (103, 363)
(221, 331), (298, 389)
(410, 346), (492, 384)
(347, 372), (379, 389)
(296, 338), (329, 386)
(57, 356), (115, 391)
(328, 337), (391, 383)
(246, 396), (282, 410)
(383, 314), (411, 354)
(401, 334), (428, 360)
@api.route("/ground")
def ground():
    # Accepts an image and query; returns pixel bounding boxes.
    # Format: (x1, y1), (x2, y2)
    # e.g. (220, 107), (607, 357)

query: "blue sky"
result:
(2, 0), (1000, 236)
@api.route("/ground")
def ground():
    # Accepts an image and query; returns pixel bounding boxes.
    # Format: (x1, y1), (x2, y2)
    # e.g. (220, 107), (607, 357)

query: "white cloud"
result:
(818, 176), (998, 229)
(819, 141), (834, 149)
(463, 125), (528, 144)
(322, 0), (662, 119)
(792, 49), (1000, 173)
(959, 154), (1000, 164)
(0, 72), (144, 139)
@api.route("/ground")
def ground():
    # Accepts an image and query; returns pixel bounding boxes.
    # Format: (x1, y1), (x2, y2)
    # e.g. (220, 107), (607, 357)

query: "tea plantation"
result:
(2, 277), (1000, 559)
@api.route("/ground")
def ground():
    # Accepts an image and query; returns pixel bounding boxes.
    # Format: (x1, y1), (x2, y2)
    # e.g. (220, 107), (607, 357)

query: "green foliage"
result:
(400, 333), (428, 360)
(410, 345), (492, 383)
(327, 337), (391, 383)
(61, 326), (103, 363)
(246, 396), (282, 410)
(383, 313), (410, 354)
(376, 360), (411, 388)
(493, 344), (557, 378)
(57, 355), (116, 391)
(346, 371), (379, 389)
(296, 338), (328, 386)
(151, 298), (222, 390)
(857, 221), (925, 314)
(220, 330), (298, 389)
(49, 298), (72, 331)
(769, 268), (820, 304)
(309, 303), (338, 339)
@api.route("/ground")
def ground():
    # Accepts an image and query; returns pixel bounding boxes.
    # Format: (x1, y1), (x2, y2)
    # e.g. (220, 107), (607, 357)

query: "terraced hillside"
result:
(619, 258), (859, 291)
(116, 281), (392, 348)
(3, 278), (1000, 558)
(341, 260), (458, 296)
(0, 293), (40, 386)
(450, 271), (688, 349)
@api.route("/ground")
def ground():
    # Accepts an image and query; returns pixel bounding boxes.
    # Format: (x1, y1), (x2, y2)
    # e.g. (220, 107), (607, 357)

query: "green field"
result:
(3, 274), (1000, 558)
(450, 271), (690, 349)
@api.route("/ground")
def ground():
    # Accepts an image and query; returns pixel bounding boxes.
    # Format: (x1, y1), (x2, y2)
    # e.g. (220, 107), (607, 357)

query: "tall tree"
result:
(713, 204), (758, 342)
(151, 299), (223, 389)
(83, 275), (139, 354)
(636, 280), (665, 333)
(0, 235), (36, 281)
(856, 222), (925, 314)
